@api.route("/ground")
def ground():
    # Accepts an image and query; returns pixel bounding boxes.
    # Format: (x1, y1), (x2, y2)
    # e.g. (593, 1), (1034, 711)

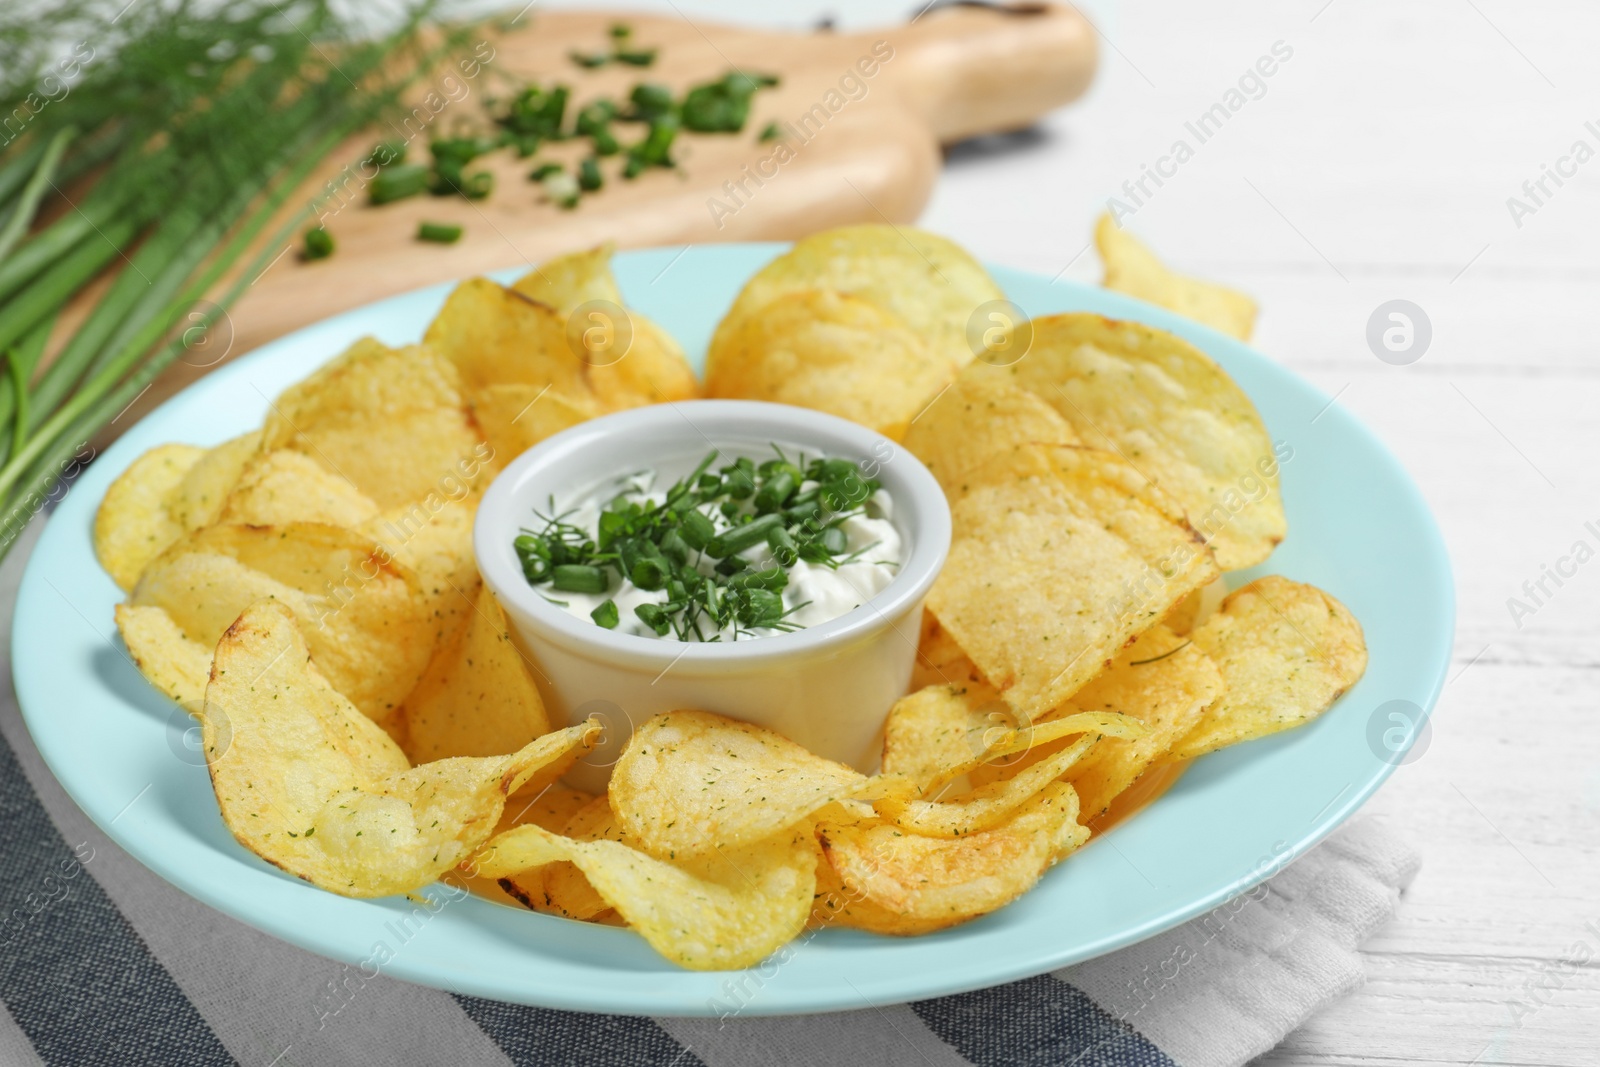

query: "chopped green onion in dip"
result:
(513, 448), (901, 641)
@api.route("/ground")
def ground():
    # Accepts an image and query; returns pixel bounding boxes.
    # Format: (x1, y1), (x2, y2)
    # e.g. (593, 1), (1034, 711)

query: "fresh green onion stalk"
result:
(0, 0), (468, 562)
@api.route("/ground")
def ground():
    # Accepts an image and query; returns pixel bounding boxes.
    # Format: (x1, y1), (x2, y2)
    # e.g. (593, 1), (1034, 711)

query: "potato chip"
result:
(205, 599), (598, 897)
(874, 731), (1100, 837)
(1170, 577), (1230, 636)
(1095, 214), (1257, 341)
(485, 786), (606, 918)
(424, 279), (589, 398)
(809, 848), (946, 935)
(94, 444), (204, 590)
(705, 289), (954, 439)
(260, 338), (485, 509)
(981, 626), (1223, 819)
(114, 603), (211, 714)
(132, 522), (436, 721)
(709, 224), (1006, 370)
(817, 781), (1087, 930)
(496, 794), (623, 920)
(511, 245), (627, 310)
(366, 490), (483, 651)
(880, 682), (1009, 787)
(512, 246), (698, 412)
(402, 584), (550, 763)
(1172, 577), (1367, 759)
(218, 449), (379, 528)
(467, 384), (596, 471)
(881, 682), (1144, 792)
(474, 821), (816, 970)
(910, 612), (988, 692)
(168, 431), (263, 533)
(586, 317), (700, 412)
(902, 374), (1078, 493)
(927, 443), (1219, 721)
(609, 710), (902, 860)
(497, 783), (595, 834)
(969, 313), (1285, 569)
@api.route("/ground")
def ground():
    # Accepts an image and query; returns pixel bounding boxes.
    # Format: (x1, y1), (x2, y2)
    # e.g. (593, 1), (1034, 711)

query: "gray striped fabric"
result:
(0, 517), (1420, 1067)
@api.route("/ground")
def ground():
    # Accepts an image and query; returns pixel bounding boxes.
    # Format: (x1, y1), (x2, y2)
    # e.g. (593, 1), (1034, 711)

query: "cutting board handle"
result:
(878, 2), (1097, 142)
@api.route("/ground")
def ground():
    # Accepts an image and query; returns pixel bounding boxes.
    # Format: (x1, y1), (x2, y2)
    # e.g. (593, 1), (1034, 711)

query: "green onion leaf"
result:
(578, 157), (603, 192)
(301, 226), (334, 260)
(679, 510), (716, 550)
(369, 163), (430, 205)
(707, 512), (783, 558)
(552, 564), (609, 593)
(417, 222), (462, 244)
(634, 603), (671, 635)
(631, 556), (669, 591)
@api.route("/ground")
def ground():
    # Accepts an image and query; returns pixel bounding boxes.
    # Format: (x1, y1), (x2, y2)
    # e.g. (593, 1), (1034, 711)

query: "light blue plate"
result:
(12, 245), (1453, 1016)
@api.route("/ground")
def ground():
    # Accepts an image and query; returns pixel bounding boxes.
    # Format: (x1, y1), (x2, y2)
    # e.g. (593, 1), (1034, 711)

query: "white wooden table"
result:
(928, 3), (1600, 1062)
(606, 0), (1600, 1060)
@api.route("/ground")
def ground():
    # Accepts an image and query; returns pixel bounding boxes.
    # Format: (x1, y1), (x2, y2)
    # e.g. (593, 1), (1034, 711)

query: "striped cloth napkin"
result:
(0, 519), (1419, 1067)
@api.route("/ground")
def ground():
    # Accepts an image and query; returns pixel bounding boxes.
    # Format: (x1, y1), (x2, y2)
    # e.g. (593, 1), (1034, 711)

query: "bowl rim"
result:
(473, 398), (951, 670)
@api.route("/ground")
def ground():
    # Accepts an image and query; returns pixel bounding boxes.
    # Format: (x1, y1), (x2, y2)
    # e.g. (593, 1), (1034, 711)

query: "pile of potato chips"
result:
(95, 222), (1365, 972)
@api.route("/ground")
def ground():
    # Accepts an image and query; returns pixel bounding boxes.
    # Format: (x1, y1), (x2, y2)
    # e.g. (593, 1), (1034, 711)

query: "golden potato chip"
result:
(497, 783), (595, 834)
(880, 682), (1009, 787)
(817, 781), (1087, 930)
(1160, 577), (1229, 637)
(483, 785), (607, 917)
(424, 279), (588, 397)
(709, 224), (1006, 370)
(474, 822), (816, 970)
(94, 444), (204, 590)
(402, 585), (550, 763)
(874, 731), (1100, 837)
(511, 245), (626, 309)
(910, 612), (988, 692)
(586, 317), (700, 412)
(217, 449), (379, 528)
(1172, 576), (1367, 759)
(705, 289), (954, 439)
(512, 246), (698, 412)
(467, 384), (596, 471)
(881, 683), (1144, 793)
(114, 603), (211, 714)
(609, 710), (902, 860)
(168, 431), (263, 532)
(970, 313), (1285, 569)
(132, 523), (436, 721)
(205, 599), (598, 897)
(260, 338), (485, 509)
(497, 794), (624, 920)
(366, 490), (483, 651)
(902, 374), (1078, 493)
(927, 443), (1219, 721)
(982, 626), (1223, 819)
(1095, 214), (1257, 341)
(1160, 588), (1202, 636)
(809, 847), (948, 935)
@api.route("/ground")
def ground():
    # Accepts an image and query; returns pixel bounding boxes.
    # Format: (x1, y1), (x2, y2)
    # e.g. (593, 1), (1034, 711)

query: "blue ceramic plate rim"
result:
(12, 244), (1454, 1016)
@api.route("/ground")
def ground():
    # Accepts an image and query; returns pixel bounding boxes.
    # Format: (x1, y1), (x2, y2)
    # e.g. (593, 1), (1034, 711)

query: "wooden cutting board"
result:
(120, 3), (1095, 426)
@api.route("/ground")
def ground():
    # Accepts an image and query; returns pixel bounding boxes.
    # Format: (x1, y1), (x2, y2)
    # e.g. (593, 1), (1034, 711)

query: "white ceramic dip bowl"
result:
(474, 400), (951, 791)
